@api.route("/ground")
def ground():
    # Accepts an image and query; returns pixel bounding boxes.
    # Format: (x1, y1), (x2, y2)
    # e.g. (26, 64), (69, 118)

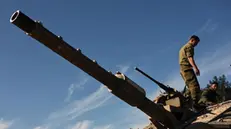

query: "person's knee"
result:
(189, 85), (201, 100)
(189, 85), (200, 91)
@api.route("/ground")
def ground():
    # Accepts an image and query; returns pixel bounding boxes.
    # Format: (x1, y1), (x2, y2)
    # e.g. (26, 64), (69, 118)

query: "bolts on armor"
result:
(116, 71), (121, 74)
(58, 36), (63, 40)
(76, 48), (81, 52)
(92, 60), (97, 64)
(92, 60), (96, 62)
(35, 20), (42, 25)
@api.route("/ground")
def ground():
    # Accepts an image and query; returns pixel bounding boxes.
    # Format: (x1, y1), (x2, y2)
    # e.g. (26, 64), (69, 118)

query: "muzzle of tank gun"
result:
(10, 10), (36, 34)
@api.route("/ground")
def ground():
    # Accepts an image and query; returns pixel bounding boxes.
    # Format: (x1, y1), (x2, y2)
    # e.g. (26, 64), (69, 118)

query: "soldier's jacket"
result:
(179, 43), (194, 70)
(198, 88), (219, 105)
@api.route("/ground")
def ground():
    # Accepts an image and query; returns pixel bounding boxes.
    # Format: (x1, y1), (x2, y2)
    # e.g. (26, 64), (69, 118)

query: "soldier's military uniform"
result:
(198, 88), (219, 106)
(179, 43), (200, 103)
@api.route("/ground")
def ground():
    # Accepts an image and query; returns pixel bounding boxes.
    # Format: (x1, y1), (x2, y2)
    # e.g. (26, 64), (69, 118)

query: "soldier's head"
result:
(189, 35), (200, 47)
(210, 82), (218, 91)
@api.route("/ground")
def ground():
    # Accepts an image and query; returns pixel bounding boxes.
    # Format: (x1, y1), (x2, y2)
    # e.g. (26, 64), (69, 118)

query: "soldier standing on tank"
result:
(179, 35), (201, 109)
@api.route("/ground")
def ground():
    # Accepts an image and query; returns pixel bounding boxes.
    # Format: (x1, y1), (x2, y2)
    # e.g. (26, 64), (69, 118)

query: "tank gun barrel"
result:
(135, 67), (176, 94)
(10, 10), (179, 129)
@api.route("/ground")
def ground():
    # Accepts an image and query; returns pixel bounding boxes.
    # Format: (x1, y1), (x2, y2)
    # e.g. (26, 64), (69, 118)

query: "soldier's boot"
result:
(192, 100), (206, 112)
(191, 94), (207, 112)
(189, 85), (206, 112)
(191, 95), (206, 112)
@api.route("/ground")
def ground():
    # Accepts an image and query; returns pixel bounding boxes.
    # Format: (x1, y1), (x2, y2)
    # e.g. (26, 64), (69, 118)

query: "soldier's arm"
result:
(200, 96), (213, 106)
(201, 90), (208, 98)
(199, 90), (208, 102)
(188, 57), (199, 71)
(185, 46), (200, 75)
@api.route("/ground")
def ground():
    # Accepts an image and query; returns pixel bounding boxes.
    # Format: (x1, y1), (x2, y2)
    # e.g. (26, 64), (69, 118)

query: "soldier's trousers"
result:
(180, 66), (201, 102)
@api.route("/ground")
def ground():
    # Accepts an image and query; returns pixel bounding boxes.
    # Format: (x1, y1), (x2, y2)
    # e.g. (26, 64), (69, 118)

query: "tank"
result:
(10, 10), (231, 129)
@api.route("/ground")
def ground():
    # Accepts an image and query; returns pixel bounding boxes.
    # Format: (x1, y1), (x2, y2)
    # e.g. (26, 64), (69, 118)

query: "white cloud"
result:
(193, 19), (218, 34)
(198, 43), (231, 75)
(116, 64), (130, 73)
(34, 85), (112, 129)
(67, 85), (112, 120)
(69, 120), (92, 129)
(93, 124), (114, 129)
(122, 109), (150, 129)
(65, 77), (88, 102)
(48, 85), (112, 122)
(68, 120), (114, 129)
(149, 88), (163, 99)
(33, 126), (49, 129)
(0, 119), (13, 129)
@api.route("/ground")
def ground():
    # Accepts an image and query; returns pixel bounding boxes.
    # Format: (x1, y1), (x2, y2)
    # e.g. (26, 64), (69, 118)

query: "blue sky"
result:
(0, 0), (231, 129)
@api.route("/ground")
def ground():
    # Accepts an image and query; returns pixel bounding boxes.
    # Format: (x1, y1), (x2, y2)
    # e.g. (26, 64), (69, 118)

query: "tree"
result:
(206, 74), (231, 102)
